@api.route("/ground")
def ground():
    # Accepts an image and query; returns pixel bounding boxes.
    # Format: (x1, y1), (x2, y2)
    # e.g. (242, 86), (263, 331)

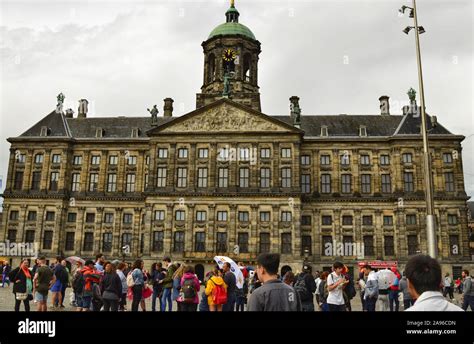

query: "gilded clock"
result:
(222, 49), (237, 62)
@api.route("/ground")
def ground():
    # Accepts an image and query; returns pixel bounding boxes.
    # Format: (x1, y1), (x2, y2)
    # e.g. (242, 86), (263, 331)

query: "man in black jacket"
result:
(294, 265), (317, 311)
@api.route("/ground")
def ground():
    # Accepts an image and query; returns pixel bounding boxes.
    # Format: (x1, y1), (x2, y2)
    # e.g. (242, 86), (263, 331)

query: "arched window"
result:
(208, 53), (216, 83)
(243, 53), (252, 82)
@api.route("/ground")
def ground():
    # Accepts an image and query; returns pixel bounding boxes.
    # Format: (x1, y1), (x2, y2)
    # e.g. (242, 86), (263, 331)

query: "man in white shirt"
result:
(326, 261), (349, 312)
(405, 255), (463, 312)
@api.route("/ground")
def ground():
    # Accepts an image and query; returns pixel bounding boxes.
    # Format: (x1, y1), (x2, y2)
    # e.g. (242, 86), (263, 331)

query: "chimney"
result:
(65, 108), (74, 118)
(163, 98), (174, 117)
(78, 99), (89, 119)
(290, 96), (301, 128)
(379, 95), (390, 115)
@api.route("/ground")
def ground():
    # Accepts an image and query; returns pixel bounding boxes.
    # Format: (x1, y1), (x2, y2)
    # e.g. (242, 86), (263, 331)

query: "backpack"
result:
(126, 271), (135, 288)
(344, 277), (356, 300)
(294, 275), (311, 302)
(59, 268), (69, 285)
(92, 282), (102, 301)
(182, 278), (197, 303)
(211, 279), (227, 305)
(72, 272), (85, 294)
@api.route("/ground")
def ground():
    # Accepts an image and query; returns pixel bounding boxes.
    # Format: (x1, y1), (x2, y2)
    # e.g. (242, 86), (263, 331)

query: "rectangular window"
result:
(45, 211), (55, 222)
(9, 211), (19, 221)
(89, 173), (99, 192)
(384, 236), (394, 256)
(27, 211), (37, 221)
(259, 233), (270, 253)
(196, 211), (207, 222)
(85, 213), (95, 223)
(157, 168), (167, 187)
(445, 172), (455, 192)
(301, 235), (312, 256)
(448, 214), (458, 225)
(107, 174), (117, 192)
(281, 148), (292, 158)
(25, 230), (35, 243)
(239, 147), (250, 161)
(17, 154), (26, 164)
(91, 155), (101, 165)
(260, 148), (271, 159)
(404, 172), (414, 192)
(443, 153), (453, 164)
(342, 215), (353, 226)
(178, 148), (188, 159)
(109, 155), (118, 165)
(71, 173), (81, 192)
(154, 210), (165, 221)
(152, 231), (164, 252)
(301, 155), (311, 165)
(402, 153), (413, 164)
(238, 233), (249, 253)
(218, 168), (229, 188)
(218, 147), (229, 161)
(362, 215), (373, 226)
(216, 232), (227, 253)
(322, 215), (332, 226)
(341, 174), (352, 194)
(123, 213), (133, 224)
(65, 232), (75, 251)
(175, 210), (185, 221)
(7, 230), (17, 243)
(144, 174), (149, 189)
(158, 148), (168, 159)
(43, 231), (54, 250)
(83, 233), (94, 251)
(238, 211), (249, 222)
(239, 168), (249, 187)
(407, 235), (419, 255)
(173, 232), (185, 252)
(31, 172), (41, 190)
(281, 211), (292, 222)
(122, 233), (132, 249)
(301, 174), (311, 193)
(449, 235), (459, 256)
(260, 212), (270, 222)
(217, 211), (228, 222)
(52, 154), (61, 164)
(73, 155), (82, 165)
(381, 174), (392, 193)
(198, 148), (209, 159)
(34, 154), (44, 164)
(360, 155), (370, 166)
(145, 155), (150, 165)
(361, 174), (371, 194)
(102, 233), (113, 252)
(380, 155), (390, 166)
(104, 213), (114, 224)
(177, 168), (188, 188)
(340, 154), (350, 166)
(322, 236), (333, 256)
(127, 156), (137, 166)
(406, 214), (417, 225)
(67, 213), (77, 223)
(14, 171), (23, 190)
(281, 233), (292, 254)
(383, 215), (393, 226)
(50, 172), (59, 191)
(260, 168), (271, 188)
(363, 236), (374, 256)
(301, 215), (312, 226)
(320, 155), (331, 166)
(281, 168), (292, 188)
(321, 174), (331, 194)
(195, 232), (206, 252)
(125, 174), (136, 192)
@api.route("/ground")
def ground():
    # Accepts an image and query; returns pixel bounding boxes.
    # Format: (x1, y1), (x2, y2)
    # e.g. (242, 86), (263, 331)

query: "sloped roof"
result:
(20, 110), (71, 137)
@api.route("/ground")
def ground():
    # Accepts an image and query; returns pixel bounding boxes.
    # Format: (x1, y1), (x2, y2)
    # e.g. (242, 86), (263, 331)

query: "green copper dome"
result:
(208, 22), (256, 40)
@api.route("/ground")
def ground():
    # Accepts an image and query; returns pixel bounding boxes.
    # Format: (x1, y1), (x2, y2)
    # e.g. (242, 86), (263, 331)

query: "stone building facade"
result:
(1, 2), (472, 279)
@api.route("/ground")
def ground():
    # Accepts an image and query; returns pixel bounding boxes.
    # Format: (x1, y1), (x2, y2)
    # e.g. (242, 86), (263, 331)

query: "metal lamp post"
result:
(400, 0), (438, 258)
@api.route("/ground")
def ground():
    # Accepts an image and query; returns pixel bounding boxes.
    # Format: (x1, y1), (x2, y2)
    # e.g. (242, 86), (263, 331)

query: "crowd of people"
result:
(2, 253), (473, 312)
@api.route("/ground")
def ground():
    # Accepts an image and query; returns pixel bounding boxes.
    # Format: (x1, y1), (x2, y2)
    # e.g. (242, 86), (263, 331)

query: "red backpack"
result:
(211, 279), (227, 305)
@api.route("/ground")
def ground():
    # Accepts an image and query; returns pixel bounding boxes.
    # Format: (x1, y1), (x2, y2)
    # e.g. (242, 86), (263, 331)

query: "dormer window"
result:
(359, 126), (367, 137)
(131, 128), (140, 138)
(40, 126), (49, 137)
(96, 128), (104, 138)
(321, 126), (328, 137)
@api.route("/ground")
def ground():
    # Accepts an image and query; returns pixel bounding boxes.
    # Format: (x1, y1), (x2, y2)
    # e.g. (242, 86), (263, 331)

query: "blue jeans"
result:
(403, 298), (414, 310)
(2, 274), (9, 287)
(462, 295), (474, 311)
(389, 290), (399, 312)
(161, 288), (172, 312)
(365, 297), (377, 312)
(151, 288), (162, 312)
(223, 292), (236, 312)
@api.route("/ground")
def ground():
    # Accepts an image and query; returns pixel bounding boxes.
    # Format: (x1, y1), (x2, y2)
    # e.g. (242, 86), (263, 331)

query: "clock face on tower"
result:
(222, 48), (237, 62)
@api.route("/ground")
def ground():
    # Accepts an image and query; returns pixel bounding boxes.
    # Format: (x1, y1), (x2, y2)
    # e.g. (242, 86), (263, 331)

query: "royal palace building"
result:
(1, 2), (472, 279)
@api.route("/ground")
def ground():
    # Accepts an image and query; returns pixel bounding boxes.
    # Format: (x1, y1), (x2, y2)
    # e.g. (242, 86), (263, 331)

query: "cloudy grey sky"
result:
(0, 0), (473, 204)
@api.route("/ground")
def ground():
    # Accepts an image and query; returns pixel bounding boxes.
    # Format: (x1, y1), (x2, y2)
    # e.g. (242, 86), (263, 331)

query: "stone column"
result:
(6, 148), (17, 192)
(23, 149), (33, 191)
(0, 204), (10, 242)
(94, 207), (105, 254)
(250, 204), (258, 255)
(271, 204), (279, 253)
(76, 207), (86, 256)
(185, 204), (195, 255)
(313, 208), (320, 259)
(142, 204), (153, 256)
(113, 207), (123, 258)
(133, 207), (142, 257)
(164, 203), (174, 255)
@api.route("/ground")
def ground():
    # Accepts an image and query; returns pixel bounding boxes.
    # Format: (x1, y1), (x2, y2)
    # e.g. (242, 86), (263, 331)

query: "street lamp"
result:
(400, 0), (438, 258)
